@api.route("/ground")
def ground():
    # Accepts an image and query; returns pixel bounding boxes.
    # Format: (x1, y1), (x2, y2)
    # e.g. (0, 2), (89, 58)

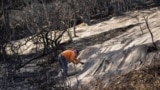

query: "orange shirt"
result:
(61, 50), (77, 63)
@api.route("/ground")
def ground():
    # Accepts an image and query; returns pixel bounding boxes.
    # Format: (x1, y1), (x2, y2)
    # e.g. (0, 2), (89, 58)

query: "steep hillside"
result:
(61, 7), (160, 90)
(1, 6), (160, 90)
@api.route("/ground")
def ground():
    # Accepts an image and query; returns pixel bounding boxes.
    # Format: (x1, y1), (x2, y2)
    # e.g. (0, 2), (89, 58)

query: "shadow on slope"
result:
(64, 23), (139, 51)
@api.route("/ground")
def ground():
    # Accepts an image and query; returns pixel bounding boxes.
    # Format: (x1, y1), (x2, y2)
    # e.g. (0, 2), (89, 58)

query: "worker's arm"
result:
(70, 52), (84, 64)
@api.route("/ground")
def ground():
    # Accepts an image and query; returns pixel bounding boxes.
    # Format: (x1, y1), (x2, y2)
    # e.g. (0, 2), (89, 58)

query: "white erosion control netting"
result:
(66, 8), (160, 89)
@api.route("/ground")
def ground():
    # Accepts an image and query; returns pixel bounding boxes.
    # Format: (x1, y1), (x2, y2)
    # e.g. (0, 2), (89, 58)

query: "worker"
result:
(58, 49), (84, 77)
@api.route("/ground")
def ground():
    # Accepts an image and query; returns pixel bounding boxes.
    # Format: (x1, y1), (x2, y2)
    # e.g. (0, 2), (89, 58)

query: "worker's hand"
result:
(73, 60), (79, 64)
(77, 58), (81, 60)
(73, 58), (84, 65)
(73, 60), (84, 65)
(77, 58), (84, 65)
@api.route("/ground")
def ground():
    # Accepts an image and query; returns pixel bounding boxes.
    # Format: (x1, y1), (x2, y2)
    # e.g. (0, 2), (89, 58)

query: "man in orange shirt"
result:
(58, 49), (83, 77)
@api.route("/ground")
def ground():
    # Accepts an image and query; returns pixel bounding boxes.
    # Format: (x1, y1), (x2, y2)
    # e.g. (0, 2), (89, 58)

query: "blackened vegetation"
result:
(0, 0), (160, 90)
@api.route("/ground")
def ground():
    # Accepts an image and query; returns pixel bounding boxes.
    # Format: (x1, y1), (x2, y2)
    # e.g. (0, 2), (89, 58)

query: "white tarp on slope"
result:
(67, 8), (160, 89)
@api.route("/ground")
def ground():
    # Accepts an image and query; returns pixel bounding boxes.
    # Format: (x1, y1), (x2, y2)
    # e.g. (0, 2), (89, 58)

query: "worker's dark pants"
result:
(58, 55), (68, 77)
